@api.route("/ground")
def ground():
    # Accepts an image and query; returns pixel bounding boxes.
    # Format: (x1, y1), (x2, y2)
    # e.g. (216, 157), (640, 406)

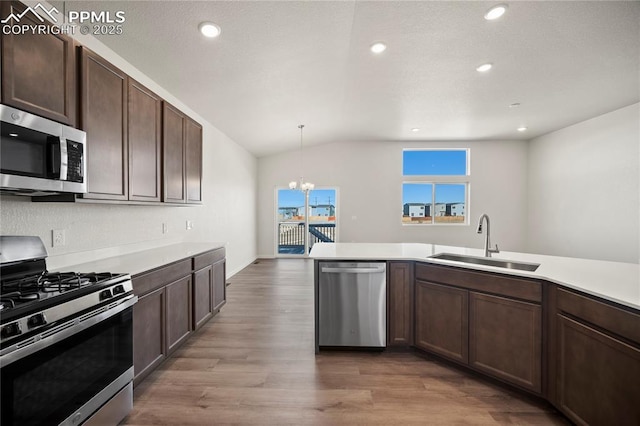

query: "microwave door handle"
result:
(58, 137), (68, 180)
(47, 136), (61, 178)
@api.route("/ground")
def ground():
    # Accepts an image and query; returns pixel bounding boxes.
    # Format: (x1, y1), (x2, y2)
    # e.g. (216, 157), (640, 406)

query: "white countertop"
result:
(54, 242), (225, 277)
(310, 243), (640, 311)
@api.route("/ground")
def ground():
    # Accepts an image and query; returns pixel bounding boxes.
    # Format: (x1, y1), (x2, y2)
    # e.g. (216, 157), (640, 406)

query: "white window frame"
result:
(402, 149), (470, 226)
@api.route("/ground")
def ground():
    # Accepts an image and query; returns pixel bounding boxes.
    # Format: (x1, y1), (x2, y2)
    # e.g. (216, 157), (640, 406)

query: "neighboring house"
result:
(434, 203), (465, 217)
(403, 203), (428, 217)
(310, 204), (335, 217)
(433, 203), (449, 217)
(450, 203), (465, 217)
(278, 206), (303, 220)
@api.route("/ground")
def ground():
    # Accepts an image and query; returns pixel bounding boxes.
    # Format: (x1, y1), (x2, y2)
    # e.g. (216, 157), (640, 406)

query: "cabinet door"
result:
(415, 280), (468, 363)
(557, 315), (640, 426)
(128, 79), (162, 201)
(212, 260), (226, 311)
(80, 48), (128, 200)
(193, 265), (213, 330)
(469, 292), (541, 393)
(133, 287), (165, 385)
(1, 1), (76, 125)
(163, 103), (186, 203)
(387, 262), (413, 347)
(165, 276), (192, 354)
(185, 117), (203, 204)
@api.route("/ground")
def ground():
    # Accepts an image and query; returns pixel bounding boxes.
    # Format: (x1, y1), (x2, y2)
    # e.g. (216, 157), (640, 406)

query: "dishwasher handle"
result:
(321, 266), (386, 274)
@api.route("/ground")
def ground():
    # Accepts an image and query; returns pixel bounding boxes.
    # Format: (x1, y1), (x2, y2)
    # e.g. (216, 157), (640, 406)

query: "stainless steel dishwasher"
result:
(318, 262), (386, 348)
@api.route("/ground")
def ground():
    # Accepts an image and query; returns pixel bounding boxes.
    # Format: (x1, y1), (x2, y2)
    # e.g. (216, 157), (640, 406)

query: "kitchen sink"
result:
(428, 253), (540, 272)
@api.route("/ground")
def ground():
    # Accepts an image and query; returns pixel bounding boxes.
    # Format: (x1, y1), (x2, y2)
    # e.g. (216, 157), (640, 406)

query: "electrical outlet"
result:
(52, 229), (65, 247)
(186, 220), (193, 230)
(162, 223), (168, 234)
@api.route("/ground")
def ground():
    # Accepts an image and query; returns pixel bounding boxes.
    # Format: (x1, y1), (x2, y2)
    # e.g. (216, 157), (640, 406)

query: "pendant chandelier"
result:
(288, 124), (314, 191)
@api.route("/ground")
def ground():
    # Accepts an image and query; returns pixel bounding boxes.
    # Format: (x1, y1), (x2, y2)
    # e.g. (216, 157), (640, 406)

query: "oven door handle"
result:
(0, 294), (138, 367)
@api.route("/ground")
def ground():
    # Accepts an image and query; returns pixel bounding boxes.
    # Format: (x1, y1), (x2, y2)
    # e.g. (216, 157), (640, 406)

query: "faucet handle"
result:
(493, 244), (500, 253)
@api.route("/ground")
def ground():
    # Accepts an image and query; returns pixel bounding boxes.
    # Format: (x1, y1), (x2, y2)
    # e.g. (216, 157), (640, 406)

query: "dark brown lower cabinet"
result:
(165, 276), (192, 354)
(133, 248), (225, 386)
(193, 265), (214, 330)
(415, 280), (468, 363)
(192, 249), (226, 330)
(133, 287), (165, 385)
(212, 259), (226, 311)
(469, 292), (542, 393)
(557, 315), (640, 426)
(387, 262), (413, 347)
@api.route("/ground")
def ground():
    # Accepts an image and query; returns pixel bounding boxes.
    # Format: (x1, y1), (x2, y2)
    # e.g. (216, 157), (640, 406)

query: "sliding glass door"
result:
(276, 188), (337, 256)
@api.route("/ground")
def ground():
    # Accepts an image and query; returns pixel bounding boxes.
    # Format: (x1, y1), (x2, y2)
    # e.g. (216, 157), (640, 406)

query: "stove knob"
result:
(100, 289), (113, 300)
(112, 285), (125, 295)
(1, 322), (22, 339)
(27, 313), (47, 328)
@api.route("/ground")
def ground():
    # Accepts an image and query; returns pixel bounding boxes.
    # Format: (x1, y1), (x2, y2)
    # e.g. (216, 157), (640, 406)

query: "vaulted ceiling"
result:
(61, 1), (639, 157)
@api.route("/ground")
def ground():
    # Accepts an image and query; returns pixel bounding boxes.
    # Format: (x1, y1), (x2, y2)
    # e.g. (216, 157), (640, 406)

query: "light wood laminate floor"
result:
(124, 259), (568, 425)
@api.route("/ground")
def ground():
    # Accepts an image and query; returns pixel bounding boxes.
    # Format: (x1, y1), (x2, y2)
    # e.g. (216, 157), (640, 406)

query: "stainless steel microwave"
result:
(0, 105), (86, 195)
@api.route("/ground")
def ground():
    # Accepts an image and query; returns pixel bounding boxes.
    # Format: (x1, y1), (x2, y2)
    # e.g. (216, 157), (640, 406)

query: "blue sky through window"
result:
(402, 183), (465, 204)
(278, 189), (335, 208)
(403, 150), (467, 175)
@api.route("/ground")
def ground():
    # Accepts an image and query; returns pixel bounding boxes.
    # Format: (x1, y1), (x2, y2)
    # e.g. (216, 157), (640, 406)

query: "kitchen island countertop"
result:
(310, 242), (640, 311)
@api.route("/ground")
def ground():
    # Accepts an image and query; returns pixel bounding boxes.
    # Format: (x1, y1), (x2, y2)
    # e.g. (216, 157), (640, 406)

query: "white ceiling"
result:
(64, 1), (639, 157)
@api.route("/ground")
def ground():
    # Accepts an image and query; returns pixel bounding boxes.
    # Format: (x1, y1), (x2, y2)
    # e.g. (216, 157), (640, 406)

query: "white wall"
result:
(258, 140), (529, 257)
(0, 13), (258, 277)
(527, 103), (639, 264)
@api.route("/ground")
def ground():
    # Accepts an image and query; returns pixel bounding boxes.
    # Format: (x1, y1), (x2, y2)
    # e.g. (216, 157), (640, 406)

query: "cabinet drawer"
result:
(133, 259), (191, 296)
(416, 263), (541, 303)
(557, 288), (640, 345)
(193, 248), (225, 270)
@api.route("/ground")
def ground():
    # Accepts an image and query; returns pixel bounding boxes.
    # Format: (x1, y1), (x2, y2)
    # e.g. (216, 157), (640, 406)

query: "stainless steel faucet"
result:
(477, 214), (500, 257)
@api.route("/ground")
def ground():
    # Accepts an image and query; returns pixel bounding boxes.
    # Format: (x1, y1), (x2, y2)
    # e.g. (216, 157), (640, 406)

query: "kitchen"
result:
(0, 0), (638, 425)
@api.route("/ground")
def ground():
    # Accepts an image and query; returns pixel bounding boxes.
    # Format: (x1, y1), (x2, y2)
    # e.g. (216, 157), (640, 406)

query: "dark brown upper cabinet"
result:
(163, 103), (203, 204)
(162, 103), (186, 203)
(185, 117), (203, 204)
(1, 1), (77, 125)
(128, 79), (162, 202)
(80, 47), (128, 200)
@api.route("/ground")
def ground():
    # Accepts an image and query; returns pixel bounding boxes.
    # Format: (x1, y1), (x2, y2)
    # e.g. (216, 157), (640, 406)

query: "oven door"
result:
(1, 305), (134, 426)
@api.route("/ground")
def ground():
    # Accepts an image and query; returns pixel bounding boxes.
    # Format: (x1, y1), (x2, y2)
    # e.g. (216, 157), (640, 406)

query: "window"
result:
(402, 150), (468, 225)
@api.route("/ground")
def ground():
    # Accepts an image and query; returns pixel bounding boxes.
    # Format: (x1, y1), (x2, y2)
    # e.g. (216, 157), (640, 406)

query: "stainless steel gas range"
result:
(0, 236), (137, 426)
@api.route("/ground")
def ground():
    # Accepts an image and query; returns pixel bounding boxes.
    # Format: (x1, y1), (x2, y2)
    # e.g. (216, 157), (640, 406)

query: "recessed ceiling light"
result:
(370, 42), (387, 54)
(9, 133), (18, 137)
(476, 63), (493, 72)
(411, 128), (420, 133)
(485, 4), (508, 21)
(199, 22), (221, 38)
(517, 126), (528, 132)
(509, 102), (521, 108)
